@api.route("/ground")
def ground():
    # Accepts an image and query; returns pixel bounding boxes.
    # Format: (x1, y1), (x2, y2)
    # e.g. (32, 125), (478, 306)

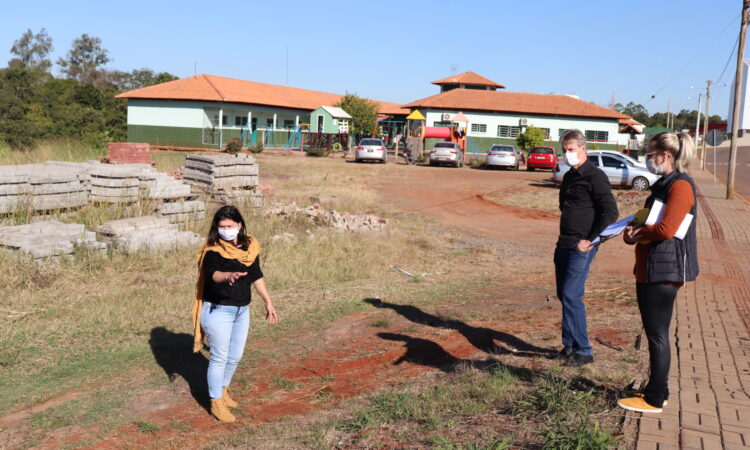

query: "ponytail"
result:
(674, 132), (695, 173)
(649, 132), (696, 173)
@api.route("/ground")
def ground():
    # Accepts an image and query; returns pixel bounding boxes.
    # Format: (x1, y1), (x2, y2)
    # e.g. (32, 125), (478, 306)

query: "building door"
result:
(317, 115), (324, 133)
(203, 107), (220, 145)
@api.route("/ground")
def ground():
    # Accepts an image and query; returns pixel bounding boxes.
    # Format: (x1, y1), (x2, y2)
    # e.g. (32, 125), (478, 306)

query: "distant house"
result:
(116, 75), (406, 148)
(404, 72), (631, 151)
(310, 106), (352, 134)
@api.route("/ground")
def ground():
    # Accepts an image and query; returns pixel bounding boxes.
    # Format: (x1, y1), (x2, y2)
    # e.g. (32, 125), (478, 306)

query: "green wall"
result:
(128, 125), (204, 148)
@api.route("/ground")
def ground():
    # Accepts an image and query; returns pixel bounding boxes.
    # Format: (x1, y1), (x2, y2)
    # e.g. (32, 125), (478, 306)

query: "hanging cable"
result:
(646, 13), (740, 103)
(715, 34), (741, 84)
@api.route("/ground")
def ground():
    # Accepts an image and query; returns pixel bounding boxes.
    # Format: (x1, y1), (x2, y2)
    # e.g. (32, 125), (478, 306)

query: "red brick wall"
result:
(107, 142), (152, 164)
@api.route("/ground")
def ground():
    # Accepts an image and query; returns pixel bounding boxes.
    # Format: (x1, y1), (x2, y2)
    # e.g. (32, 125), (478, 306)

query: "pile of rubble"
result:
(95, 216), (202, 253)
(265, 203), (389, 232)
(0, 220), (106, 260)
(183, 153), (262, 208)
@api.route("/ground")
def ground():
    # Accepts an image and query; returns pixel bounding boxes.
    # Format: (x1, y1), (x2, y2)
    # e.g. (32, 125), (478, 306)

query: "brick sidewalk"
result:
(632, 169), (750, 449)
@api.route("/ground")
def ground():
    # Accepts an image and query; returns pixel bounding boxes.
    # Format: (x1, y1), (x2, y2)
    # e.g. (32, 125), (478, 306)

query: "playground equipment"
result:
(406, 109), (468, 158)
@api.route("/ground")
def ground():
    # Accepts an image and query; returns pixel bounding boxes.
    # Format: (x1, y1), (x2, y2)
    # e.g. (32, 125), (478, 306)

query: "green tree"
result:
(57, 34), (110, 84)
(333, 93), (379, 140)
(516, 125), (545, 151)
(9, 28), (54, 72)
(106, 68), (179, 91)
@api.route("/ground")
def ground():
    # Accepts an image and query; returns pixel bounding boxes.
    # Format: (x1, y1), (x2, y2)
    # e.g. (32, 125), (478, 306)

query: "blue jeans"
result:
(554, 246), (598, 356)
(200, 302), (250, 400)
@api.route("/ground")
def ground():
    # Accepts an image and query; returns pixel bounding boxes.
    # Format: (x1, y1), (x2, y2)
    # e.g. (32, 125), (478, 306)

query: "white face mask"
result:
(565, 151), (580, 167)
(218, 226), (240, 241)
(646, 158), (664, 176)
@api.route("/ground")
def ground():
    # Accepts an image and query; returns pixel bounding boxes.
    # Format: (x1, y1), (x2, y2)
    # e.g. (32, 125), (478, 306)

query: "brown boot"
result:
(222, 387), (239, 408)
(210, 398), (236, 423)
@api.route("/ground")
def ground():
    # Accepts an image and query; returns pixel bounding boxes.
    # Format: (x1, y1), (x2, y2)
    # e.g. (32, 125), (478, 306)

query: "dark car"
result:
(526, 147), (558, 171)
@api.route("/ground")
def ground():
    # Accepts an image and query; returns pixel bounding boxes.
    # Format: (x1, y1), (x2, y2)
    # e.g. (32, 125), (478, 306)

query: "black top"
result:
(558, 158), (619, 248)
(202, 251), (264, 306)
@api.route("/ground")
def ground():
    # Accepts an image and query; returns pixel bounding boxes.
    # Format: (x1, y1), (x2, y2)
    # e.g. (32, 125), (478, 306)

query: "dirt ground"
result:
(1, 158), (645, 449)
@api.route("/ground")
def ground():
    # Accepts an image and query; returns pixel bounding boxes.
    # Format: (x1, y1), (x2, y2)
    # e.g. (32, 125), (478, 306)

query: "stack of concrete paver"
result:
(89, 165), (151, 203)
(183, 153), (262, 208)
(0, 220), (106, 260)
(95, 216), (202, 253)
(0, 167), (30, 214)
(156, 199), (206, 223)
(0, 165), (89, 213)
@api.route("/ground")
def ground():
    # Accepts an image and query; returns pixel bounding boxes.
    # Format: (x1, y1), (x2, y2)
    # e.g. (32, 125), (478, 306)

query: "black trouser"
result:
(637, 282), (679, 407)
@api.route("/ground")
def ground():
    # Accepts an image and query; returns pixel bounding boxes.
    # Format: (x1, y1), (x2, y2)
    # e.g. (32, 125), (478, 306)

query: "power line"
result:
(647, 13), (740, 103)
(715, 34), (740, 84)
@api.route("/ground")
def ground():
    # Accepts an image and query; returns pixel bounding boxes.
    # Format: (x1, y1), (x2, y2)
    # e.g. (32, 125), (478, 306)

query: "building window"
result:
(283, 120), (295, 130)
(433, 121), (452, 127)
(235, 116), (248, 127)
(585, 130), (608, 142)
(471, 123), (487, 133)
(497, 125), (520, 138)
(222, 115), (228, 126)
(558, 129), (571, 137)
(266, 118), (274, 129)
(538, 127), (551, 138)
(251, 117), (257, 131)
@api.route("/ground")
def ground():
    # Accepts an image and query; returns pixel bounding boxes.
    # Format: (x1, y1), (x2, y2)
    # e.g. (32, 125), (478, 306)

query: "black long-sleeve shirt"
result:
(557, 158), (619, 248)
(202, 251), (264, 306)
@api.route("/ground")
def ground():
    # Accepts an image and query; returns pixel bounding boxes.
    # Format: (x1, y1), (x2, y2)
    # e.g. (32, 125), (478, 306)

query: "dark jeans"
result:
(554, 246), (598, 356)
(637, 282), (679, 407)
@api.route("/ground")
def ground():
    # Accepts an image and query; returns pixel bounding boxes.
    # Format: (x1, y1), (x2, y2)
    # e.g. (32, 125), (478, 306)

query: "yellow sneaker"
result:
(222, 387), (239, 408)
(210, 398), (237, 423)
(617, 396), (662, 413)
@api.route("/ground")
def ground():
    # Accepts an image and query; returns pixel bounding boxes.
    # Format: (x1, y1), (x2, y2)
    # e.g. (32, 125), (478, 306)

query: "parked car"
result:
(486, 145), (520, 170)
(526, 147), (558, 171)
(428, 142), (464, 168)
(552, 150), (659, 191)
(354, 138), (387, 163)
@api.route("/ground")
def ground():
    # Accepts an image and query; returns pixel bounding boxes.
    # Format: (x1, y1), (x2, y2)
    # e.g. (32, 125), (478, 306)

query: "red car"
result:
(526, 147), (558, 171)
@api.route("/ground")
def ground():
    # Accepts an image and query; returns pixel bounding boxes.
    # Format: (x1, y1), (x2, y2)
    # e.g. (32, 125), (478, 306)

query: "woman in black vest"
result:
(619, 132), (699, 413)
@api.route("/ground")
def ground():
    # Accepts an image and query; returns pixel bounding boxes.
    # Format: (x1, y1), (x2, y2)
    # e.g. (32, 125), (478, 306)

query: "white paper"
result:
(644, 200), (664, 226)
(674, 213), (693, 240)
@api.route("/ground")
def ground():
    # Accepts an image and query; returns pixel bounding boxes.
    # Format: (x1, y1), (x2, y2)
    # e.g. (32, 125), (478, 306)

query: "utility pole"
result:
(728, 0), (750, 200)
(701, 80), (712, 170)
(667, 99), (672, 129)
(694, 92), (702, 144)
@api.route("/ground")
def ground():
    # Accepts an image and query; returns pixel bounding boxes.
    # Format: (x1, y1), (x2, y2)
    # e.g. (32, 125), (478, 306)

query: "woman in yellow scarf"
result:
(193, 205), (278, 423)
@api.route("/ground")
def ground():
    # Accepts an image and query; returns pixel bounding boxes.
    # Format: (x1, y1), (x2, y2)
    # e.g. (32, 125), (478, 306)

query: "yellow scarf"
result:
(192, 237), (261, 353)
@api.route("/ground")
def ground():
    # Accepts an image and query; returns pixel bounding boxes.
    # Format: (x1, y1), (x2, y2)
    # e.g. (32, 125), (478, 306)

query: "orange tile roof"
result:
(618, 117), (643, 126)
(404, 89), (628, 120)
(431, 72), (505, 89)
(116, 74), (409, 116)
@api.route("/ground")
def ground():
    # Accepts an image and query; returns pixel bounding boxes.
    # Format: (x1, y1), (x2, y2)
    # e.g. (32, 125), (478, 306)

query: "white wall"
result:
(127, 99), (309, 130)
(423, 110), (626, 145)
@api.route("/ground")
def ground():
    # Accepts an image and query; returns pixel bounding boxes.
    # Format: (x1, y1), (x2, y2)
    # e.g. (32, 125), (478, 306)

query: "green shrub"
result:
(249, 142), (264, 154)
(224, 137), (242, 154)
(588, 143), (600, 150)
(467, 158), (485, 168)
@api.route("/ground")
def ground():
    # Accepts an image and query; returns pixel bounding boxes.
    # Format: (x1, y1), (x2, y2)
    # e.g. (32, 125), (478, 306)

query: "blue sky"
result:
(0, 0), (745, 119)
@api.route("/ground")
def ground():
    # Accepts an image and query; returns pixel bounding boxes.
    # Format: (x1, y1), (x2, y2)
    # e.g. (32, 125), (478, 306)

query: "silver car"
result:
(553, 150), (659, 191)
(486, 144), (520, 170)
(355, 138), (387, 163)
(428, 142), (464, 167)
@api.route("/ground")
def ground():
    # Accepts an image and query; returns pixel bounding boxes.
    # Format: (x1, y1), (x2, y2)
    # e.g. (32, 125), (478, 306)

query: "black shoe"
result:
(562, 354), (593, 367)
(556, 347), (574, 360)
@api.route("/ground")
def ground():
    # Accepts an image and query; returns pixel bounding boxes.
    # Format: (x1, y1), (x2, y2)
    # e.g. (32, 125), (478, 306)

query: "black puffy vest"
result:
(644, 171), (699, 284)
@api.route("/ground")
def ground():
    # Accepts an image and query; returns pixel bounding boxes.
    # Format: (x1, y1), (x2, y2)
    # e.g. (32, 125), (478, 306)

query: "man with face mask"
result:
(554, 129), (619, 366)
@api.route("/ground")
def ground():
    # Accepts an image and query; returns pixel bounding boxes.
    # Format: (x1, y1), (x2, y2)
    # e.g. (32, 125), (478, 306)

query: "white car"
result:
(428, 142), (464, 168)
(553, 150), (659, 191)
(485, 145), (520, 170)
(355, 138), (387, 163)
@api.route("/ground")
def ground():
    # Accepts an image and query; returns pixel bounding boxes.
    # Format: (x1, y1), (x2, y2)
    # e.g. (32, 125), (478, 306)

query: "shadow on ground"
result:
(149, 327), (210, 410)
